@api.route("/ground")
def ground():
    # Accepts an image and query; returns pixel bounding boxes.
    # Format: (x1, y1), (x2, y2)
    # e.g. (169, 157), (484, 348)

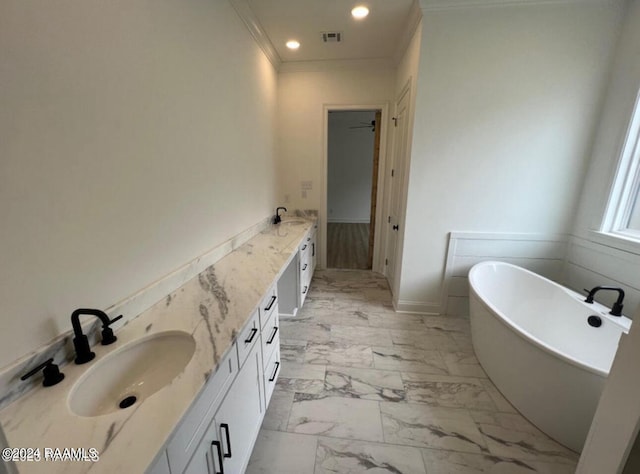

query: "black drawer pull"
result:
(301, 244), (307, 251)
(307, 237), (311, 242)
(312, 243), (315, 257)
(211, 440), (224, 474)
(302, 263), (308, 271)
(244, 327), (258, 344)
(221, 423), (232, 458)
(269, 361), (280, 382)
(264, 295), (277, 311)
(267, 326), (279, 344)
(302, 285), (308, 294)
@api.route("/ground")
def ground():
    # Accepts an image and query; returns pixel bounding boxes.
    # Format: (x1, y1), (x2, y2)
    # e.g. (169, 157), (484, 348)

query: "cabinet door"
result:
(214, 342), (264, 473)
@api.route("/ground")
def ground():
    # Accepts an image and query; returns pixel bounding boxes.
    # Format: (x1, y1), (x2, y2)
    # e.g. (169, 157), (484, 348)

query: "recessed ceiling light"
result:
(286, 40), (300, 50)
(351, 5), (369, 19)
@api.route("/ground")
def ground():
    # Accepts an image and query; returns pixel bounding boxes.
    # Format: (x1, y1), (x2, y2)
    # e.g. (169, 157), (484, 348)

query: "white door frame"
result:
(320, 102), (390, 272)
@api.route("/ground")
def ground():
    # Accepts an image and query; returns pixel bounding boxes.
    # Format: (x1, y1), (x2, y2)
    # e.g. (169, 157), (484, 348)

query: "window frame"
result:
(601, 87), (640, 244)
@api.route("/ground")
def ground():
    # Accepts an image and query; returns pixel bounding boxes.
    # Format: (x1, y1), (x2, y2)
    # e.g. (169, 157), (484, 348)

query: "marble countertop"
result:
(0, 218), (315, 474)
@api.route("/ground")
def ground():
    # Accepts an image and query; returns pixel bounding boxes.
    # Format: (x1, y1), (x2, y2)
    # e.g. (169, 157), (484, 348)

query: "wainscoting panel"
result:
(565, 236), (640, 317)
(442, 232), (569, 316)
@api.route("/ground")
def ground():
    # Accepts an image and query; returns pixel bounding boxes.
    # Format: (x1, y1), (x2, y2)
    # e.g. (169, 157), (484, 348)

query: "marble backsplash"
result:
(0, 210), (317, 410)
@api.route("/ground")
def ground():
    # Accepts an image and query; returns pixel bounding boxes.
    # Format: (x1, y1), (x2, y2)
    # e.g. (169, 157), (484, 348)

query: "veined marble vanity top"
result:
(0, 217), (315, 474)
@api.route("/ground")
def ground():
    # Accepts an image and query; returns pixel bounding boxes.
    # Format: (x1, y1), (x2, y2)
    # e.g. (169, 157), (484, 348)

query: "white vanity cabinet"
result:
(151, 284), (283, 474)
(298, 224), (317, 308)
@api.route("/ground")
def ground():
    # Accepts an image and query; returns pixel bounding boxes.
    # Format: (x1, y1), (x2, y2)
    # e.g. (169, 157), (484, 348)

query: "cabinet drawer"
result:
(264, 346), (281, 406)
(166, 343), (238, 474)
(261, 311), (279, 371)
(259, 285), (278, 330)
(237, 310), (260, 368)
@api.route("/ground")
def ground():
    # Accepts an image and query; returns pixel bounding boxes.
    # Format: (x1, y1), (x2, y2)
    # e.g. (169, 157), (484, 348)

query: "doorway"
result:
(326, 109), (382, 269)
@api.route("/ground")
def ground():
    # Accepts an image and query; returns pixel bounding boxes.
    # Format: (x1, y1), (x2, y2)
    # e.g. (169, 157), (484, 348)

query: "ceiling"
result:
(240, 0), (416, 63)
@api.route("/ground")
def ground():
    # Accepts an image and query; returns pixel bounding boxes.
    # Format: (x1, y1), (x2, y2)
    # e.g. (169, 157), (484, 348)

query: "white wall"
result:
(0, 0), (278, 369)
(568, 0), (640, 317)
(396, 2), (622, 313)
(327, 110), (376, 223)
(277, 61), (395, 266)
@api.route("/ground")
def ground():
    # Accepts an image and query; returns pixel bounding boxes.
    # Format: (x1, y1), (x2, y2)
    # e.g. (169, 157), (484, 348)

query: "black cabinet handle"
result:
(302, 285), (308, 294)
(267, 326), (279, 344)
(307, 237), (311, 242)
(312, 243), (315, 257)
(264, 295), (277, 312)
(244, 327), (258, 344)
(211, 440), (224, 474)
(301, 244), (307, 251)
(269, 361), (280, 382)
(393, 225), (399, 231)
(302, 263), (308, 271)
(221, 423), (232, 458)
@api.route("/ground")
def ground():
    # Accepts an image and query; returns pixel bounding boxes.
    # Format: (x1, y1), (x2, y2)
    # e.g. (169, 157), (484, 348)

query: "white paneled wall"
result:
(443, 232), (568, 316)
(565, 236), (640, 318)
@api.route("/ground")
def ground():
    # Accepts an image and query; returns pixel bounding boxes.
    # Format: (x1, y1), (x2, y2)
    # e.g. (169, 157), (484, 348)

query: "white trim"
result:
(228, 0), (282, 70)
(321, 103), (390, 273)
(393, 299), (441, 315)
(449, 231), (570, 241)
(601, 88), (640, 237)
(419, 0), (615, 11)
(587, 230), (640, 256)
(279, 58), (394, 74)
(326, 218), (371, 224)
(393, 0), (423, 65)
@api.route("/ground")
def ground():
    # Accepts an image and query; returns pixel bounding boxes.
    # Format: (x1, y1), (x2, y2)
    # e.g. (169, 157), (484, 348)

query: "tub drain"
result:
(119, 395), (137, 409)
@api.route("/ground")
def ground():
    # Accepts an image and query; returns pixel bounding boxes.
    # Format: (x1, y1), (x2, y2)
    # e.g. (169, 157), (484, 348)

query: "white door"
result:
(385, 85), (411, 295)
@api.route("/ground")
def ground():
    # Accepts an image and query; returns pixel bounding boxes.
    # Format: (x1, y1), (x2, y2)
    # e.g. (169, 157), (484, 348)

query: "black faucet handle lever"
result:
(20, 358), (65, 387)
(106, 314), (123, 327)
(101, 314), (123, 346)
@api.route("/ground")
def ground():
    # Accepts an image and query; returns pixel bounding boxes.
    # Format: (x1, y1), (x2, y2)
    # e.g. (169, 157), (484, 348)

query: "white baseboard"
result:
(327, 218), (371, 224)
(393, 299), (441, 315)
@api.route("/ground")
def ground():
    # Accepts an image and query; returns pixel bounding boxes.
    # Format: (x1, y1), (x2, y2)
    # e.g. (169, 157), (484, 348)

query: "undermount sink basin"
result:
(68, 331), (196, 417)
(281, 219), (306, 225)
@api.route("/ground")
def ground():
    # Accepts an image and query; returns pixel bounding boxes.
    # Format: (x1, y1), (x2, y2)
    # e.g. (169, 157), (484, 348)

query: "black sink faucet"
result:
(584, 286), (625, 316)
(71, 308), (123, 364)
(274, 207), (287, 224)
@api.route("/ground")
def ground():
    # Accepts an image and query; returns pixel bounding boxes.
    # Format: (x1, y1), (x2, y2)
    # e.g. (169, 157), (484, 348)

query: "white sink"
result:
(68, 331), (196, 417)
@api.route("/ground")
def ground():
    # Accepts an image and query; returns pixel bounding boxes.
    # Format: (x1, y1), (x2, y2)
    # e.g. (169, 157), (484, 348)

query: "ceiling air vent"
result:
(321, 31), (342, 43)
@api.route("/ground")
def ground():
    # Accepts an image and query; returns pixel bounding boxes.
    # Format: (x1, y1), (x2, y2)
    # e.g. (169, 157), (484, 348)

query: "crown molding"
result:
(228, 0), (282, 70)
(279, 58), (395, 74)
(393, 0), (423, 65)
(419, 0), (616, 12)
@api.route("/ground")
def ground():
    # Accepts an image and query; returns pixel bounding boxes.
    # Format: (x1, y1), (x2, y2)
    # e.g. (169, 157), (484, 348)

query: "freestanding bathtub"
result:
(468, 261), (631, 452)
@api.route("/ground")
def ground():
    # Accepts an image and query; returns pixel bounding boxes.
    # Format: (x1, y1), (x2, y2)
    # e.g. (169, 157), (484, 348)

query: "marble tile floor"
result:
(247, 269), (578, 474)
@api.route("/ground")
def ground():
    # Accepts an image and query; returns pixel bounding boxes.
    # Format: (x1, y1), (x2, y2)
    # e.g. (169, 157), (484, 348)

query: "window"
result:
(602, 88), (640, 242)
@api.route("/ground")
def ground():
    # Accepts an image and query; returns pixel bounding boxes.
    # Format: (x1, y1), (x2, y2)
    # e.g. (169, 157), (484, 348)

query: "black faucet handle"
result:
(21, 358), (65, 387)
(583, 289), (594, 303)
(101, 314), (123, 346)
(610, 302), (624, 317)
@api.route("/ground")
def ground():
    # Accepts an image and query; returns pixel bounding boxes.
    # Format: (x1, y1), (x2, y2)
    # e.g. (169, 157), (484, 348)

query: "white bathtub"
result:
(468, 261), (631, 452)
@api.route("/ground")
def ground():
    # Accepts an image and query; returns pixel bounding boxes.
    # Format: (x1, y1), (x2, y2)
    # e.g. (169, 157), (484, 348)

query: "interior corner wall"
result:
(0, 0), (278, 369)
(567, 1), (640, 316)
(396, 2), (622, 311)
